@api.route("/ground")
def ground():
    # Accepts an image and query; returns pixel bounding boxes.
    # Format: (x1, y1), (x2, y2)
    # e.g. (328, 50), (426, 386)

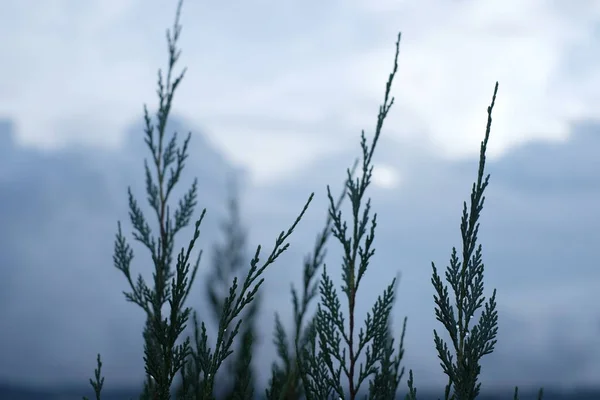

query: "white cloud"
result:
(1, 0), (600, 185)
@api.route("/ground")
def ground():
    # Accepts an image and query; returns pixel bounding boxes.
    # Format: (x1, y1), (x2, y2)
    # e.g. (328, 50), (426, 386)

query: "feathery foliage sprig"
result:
(81, 1), (552, 398)
(84, 1), (312, 399)
(296, 32), (407, 400)
(109, 1), (202, 397)
(403, 83), (545, 400)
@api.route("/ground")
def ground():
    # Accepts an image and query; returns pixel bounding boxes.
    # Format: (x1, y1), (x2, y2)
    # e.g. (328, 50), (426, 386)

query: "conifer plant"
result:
(83, 0), (549, 399)
(292, 32), (408, 400)
(403, 84), (544, 400)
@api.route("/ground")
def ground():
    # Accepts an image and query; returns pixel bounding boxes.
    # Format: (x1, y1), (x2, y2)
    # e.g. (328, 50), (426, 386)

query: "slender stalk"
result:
(296, 32), (407, 400)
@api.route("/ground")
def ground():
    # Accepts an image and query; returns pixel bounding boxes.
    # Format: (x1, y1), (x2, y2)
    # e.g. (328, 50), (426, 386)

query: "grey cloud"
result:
(0, 115), (598, 394)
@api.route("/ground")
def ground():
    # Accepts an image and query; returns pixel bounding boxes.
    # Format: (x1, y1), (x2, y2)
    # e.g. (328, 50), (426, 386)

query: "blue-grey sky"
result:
(0, 0), (598, 395)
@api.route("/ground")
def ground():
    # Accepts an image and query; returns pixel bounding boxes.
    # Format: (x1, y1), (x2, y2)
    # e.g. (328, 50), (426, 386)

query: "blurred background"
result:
(0, 0), (598, 398)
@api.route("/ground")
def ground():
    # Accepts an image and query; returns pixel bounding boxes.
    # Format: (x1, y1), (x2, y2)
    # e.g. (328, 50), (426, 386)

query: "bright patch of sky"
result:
(2, 0), (600, 184)
(372, 164), (401, 189)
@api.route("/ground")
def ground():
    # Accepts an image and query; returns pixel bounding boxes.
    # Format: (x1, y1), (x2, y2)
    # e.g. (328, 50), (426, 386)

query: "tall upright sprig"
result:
(432, 83), (499, 400)
(404, 83), (544, 400)
(86, 0), (314, 398)
(266, 159), (358, 400)
(297, 32), (407, 400)
(108, 0), (202, 398)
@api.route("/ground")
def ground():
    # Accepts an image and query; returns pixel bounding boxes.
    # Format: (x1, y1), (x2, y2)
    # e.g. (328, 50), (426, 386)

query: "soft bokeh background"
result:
(0, 0), (598, 396)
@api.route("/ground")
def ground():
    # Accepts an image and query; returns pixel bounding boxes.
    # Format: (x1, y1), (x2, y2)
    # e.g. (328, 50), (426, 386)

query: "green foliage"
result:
(433, 83), (499, 400)
(404, 84), (545, 400)
(110, 0), (202, 396)
(82, 1), (548, 399)
(294, 32), (407, 400)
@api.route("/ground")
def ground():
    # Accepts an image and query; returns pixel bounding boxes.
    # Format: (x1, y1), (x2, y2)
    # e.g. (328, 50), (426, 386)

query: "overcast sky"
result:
(0, 0), (599, 396)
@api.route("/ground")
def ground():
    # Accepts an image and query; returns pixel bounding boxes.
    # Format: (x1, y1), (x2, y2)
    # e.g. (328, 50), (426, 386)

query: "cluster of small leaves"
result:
(296, 32), (407, 400)
(266, 159), (358, 400)
(404, 84), (545, 400)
